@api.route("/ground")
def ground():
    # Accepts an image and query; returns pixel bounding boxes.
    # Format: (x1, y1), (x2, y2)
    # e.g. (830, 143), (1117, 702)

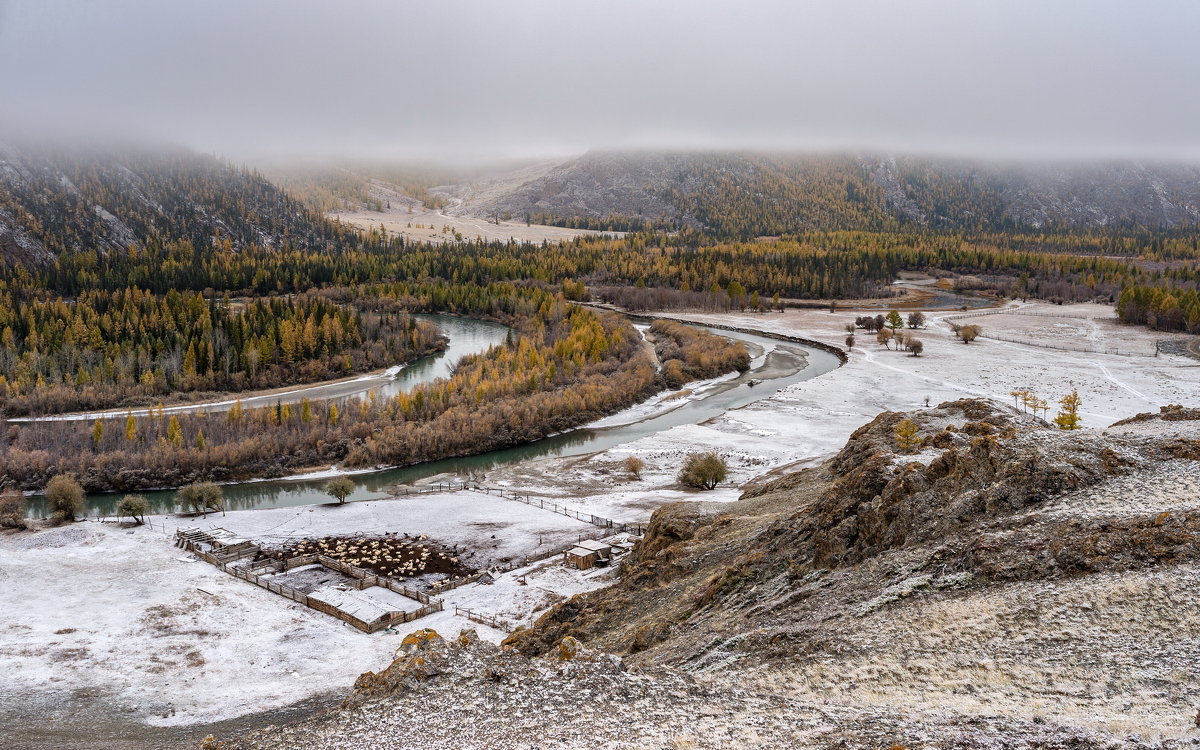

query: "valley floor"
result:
(3, 297), (1199, 747)
(482, 300), (1200, 520)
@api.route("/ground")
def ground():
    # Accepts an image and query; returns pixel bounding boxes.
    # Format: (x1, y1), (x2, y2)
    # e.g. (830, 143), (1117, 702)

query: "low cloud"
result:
(1, 0), (1197, 162)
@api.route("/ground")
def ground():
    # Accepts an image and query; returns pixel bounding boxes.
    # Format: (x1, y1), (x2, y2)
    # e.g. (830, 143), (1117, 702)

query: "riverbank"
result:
(8, 315), (510, 423)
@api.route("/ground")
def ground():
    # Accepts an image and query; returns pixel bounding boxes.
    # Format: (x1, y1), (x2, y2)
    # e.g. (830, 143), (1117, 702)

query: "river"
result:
(9, 314), (512, 422)
(26, 320), (841, 517)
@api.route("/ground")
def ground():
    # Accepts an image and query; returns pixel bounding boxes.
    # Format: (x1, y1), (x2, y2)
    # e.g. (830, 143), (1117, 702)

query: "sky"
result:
(0, 0), (1197, 163)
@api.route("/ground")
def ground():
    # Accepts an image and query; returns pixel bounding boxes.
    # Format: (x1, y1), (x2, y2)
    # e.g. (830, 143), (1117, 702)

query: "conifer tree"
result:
(1054, 390), (1083, 430)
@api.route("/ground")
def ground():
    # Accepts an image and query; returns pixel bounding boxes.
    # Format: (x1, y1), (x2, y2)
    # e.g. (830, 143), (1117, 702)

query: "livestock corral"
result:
(176, 528), (446, 633)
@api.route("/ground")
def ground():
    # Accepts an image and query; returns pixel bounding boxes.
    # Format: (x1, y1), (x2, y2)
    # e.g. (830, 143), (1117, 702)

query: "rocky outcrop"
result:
(225, 625), (1183, 750)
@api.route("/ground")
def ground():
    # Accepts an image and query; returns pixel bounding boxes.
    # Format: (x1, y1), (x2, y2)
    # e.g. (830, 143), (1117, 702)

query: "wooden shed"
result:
(565, 546), (599, 570)
(565, 539), (614, 570)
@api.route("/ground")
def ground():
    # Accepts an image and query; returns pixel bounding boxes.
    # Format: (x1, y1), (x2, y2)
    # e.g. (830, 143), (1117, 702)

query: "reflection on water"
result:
(30, 322), (841, 518)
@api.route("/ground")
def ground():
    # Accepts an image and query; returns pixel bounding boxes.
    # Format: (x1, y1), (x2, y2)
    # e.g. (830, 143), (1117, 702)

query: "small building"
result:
(565, 546), (599, 570)
(564, 539), (614, 570)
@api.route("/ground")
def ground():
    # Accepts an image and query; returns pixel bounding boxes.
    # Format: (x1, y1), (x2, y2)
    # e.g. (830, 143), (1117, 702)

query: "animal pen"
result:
(176, 527), (444, 633)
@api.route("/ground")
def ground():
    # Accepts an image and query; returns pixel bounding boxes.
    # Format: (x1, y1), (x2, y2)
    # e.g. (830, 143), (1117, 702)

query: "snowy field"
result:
(0, 491), (615, 728)
(3, 297), (1199, 735)
(483, 299), (1200, 523)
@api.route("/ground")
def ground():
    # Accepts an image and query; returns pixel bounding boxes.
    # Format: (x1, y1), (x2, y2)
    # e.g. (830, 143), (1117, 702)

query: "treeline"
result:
(1116, 284), (1200, 333)
(649, 320), (750, 388)
(0, 289), (444, 415)
(528, 212), (677, 233)
(0, 288), (751, 492)
(45, 228), (1200, 309)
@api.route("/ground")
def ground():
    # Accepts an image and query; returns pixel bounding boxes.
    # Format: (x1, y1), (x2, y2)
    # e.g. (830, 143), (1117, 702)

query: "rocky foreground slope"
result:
(225, 401), (1200, 749)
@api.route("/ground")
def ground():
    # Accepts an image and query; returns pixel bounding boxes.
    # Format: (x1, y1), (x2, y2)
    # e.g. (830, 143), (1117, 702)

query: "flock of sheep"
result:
(288, 535), (470, 581)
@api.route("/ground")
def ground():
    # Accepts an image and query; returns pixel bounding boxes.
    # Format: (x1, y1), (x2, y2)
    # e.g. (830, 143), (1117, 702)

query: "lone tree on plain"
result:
(324, 476), (356, 505)
(885, 309), (905, 332)
(45, 474), (85, 522)
(907, 338), (924, 357)
(894, 418), (921, 453)
(907, 311), (927, 329)
(957, 324), (981, 344)
(877, 329), (893, 350)
(179, 481), (224, 517)
(116, 495), (150, 525)
(845, 334), (856, 351)
(1054, 390), (1083, 430)
(678, 451), (728, 490)
(623, 455), (645, 479)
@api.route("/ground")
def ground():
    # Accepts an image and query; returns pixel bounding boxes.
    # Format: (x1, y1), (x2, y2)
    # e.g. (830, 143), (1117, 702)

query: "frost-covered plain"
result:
(0, 491), (613, 730)
(484, 300), (1200, 521)
(3, 298), (1198, 737)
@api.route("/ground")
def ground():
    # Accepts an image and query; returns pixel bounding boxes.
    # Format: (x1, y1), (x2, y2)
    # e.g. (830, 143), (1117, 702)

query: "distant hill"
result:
(455, 150), (1200, 236)
(0, 143), (344, 266)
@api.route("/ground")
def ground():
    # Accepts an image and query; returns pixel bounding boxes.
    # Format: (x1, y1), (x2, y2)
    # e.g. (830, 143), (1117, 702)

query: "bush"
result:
(623, 455), (645, 479)
(678, 451), (728, 490)
(116, 495), (150, 524)
(45, 474), (85, 522)
(178, 481), (224, 517)
(0, 488), (27, 529)
(958, 324), (981, 344)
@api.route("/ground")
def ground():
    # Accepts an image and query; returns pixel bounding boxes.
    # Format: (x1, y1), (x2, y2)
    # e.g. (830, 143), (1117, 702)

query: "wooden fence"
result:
(178, 531), (443, 633)
(454, 606), (513, 632)
(430, 481), (645, 536)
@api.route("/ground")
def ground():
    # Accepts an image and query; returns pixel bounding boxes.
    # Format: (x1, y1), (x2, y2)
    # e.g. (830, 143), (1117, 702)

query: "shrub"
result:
(623, 455), (645, 479)
(116, 495), (150, 525)
(178, 481), (224, 517)
(678, 451), (727, 490)
(958, 324), (981, 344)
(0, 489), (27, 529)
(45, 474), (85, 522)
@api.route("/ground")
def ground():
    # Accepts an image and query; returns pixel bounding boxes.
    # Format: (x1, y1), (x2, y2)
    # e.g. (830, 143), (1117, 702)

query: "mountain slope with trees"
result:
(0, 142), (350, 267)
(461, 150), (1200, 236)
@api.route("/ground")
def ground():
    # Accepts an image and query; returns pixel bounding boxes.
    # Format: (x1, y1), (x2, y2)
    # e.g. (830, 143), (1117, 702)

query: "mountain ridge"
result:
(0, 142), (345, 267)
(453, 150), (1200, 236)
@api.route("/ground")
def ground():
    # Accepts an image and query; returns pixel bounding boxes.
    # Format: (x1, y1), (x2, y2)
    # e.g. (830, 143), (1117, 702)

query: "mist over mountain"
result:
(457, 151), (1200, 236)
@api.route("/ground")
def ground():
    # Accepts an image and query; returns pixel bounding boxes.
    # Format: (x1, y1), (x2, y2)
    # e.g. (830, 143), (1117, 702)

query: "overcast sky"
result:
(0, 0), (1197, 163)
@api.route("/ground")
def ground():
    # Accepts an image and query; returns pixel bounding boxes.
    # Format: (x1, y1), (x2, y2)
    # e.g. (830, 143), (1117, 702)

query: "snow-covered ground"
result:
(0, 491), (617, 728)
(4, 298), (1198, 734)
(483, 300), (1200, 522)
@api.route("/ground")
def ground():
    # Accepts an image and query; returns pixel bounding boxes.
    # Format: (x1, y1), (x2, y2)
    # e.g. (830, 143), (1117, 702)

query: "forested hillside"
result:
(464, 151), (1200, 237)
(0, 142), (350, 266)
